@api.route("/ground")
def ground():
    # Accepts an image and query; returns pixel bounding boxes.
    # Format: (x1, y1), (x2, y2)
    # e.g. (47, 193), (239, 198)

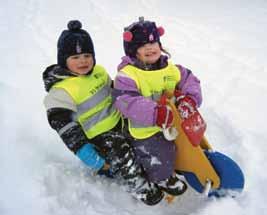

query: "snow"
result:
(1, 0), (267, 214)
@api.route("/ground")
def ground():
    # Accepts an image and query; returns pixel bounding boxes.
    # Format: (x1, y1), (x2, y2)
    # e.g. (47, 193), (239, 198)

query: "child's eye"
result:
(84, 54), (92, 58)
(71, 56), (79, 59)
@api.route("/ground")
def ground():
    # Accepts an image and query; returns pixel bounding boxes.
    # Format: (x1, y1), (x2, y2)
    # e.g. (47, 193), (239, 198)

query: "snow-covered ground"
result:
(1, 0), (267, 214)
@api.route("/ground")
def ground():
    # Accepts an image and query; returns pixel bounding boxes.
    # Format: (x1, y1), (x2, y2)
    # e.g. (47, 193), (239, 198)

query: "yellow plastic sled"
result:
(167, 101), (221, 190)
(163, 96), (244, 196)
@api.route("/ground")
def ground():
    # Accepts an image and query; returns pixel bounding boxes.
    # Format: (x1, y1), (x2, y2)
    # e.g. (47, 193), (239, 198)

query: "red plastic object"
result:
(181, 110), (207, 146)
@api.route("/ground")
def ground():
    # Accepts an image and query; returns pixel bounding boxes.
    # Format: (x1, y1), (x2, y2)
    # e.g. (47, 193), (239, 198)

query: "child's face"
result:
(66, 53), (94, 75)
(136, 42), (161, 64)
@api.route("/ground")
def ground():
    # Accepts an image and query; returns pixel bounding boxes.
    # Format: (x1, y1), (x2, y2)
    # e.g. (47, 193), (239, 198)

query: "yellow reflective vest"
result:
(121, 62), (181, 139)
(53, 65), (121, 139)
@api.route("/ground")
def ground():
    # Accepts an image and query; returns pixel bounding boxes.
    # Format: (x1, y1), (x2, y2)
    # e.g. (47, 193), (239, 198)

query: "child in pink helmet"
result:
(114, 17), (202, 196)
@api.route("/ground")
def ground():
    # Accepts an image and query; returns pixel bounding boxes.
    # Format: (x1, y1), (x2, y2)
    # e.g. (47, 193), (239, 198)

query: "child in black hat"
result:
(42, 20), (164, 206)
(114, 17), (203, 197)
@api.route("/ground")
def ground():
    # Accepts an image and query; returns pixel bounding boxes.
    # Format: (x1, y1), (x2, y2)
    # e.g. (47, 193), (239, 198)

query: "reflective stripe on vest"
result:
(121, 62), (181, 139)
(53, 65), (120, 138)
(77, 84), (111, 115)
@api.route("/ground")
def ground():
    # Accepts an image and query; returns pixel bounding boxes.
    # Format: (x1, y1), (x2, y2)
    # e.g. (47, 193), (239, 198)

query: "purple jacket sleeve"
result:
(114, 74), (157, 126)
(176, 65), (202, 107)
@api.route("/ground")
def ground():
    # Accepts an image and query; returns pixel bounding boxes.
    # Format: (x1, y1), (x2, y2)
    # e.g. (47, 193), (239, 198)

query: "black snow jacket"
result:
(42, 65), (88, 153)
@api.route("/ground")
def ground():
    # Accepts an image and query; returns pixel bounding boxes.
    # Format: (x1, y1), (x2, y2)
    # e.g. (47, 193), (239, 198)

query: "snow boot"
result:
(133, 181), (164, 206)
(158, 172), (187, 196)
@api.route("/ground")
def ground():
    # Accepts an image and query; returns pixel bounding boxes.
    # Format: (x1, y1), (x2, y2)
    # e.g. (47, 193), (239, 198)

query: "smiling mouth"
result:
(78, 66), (89, 69)
(145, 53), (155, 57)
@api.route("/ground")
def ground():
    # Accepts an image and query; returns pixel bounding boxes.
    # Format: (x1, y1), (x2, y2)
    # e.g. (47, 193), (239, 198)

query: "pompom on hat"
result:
(57, 20), (95, 68)
(123, 17), (165, 58)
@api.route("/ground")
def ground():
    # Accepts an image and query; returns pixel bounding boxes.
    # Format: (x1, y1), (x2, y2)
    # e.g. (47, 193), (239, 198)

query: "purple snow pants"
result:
(132, 132), (176, 183)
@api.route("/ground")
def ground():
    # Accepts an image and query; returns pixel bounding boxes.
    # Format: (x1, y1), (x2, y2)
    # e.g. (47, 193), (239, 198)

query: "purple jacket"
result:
(114, 56), (202, 126)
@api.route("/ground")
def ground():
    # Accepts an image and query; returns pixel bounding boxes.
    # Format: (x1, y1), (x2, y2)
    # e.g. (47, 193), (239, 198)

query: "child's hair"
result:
(123, 17), (165, 58)
(57, 20), (95, 68)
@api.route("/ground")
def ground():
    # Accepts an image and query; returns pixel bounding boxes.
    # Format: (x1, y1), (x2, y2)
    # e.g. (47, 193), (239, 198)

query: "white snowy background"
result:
(1, 0), (267, 214)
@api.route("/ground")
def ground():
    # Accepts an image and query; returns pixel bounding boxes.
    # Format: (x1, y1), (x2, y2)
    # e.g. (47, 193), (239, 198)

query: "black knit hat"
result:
(57, 20), (95, 68)
(123, 17), (164, 58)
